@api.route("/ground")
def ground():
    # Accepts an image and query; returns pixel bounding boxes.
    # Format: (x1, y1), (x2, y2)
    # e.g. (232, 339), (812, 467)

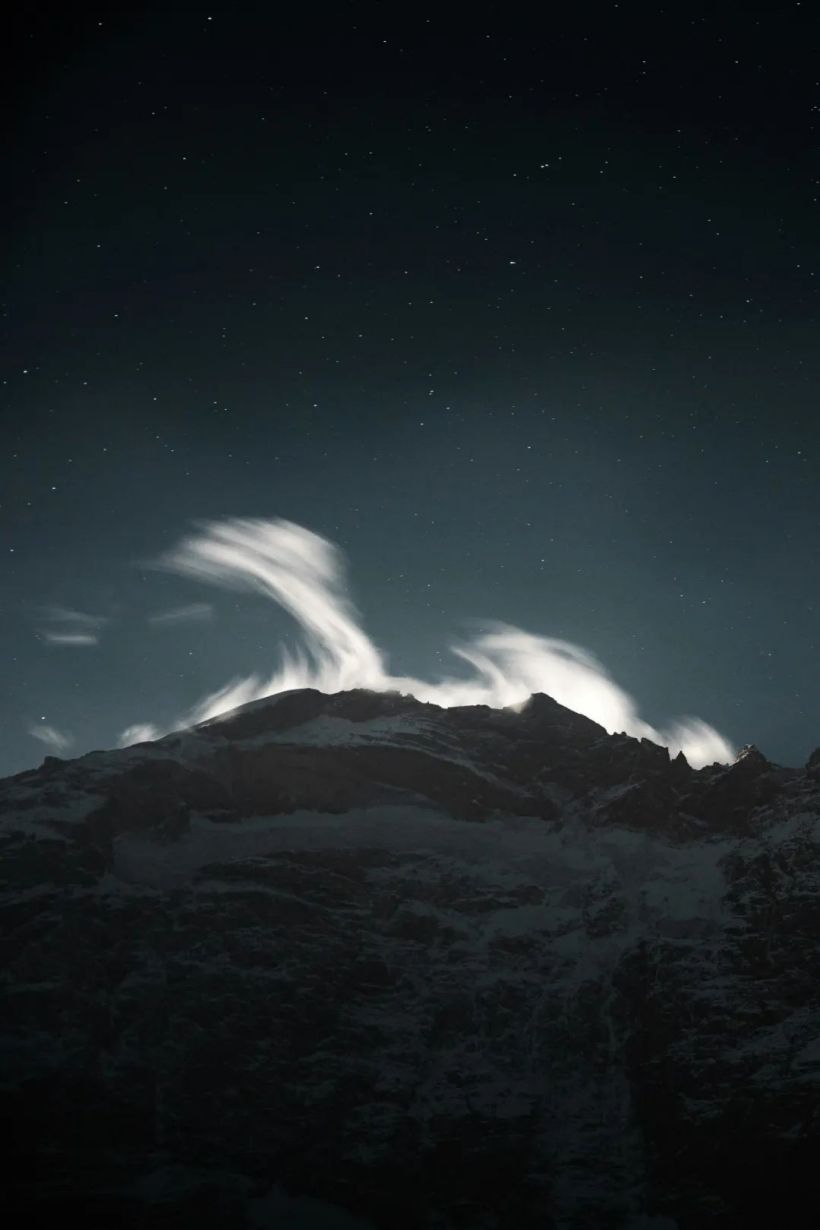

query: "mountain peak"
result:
(733, 743), (769, 770)
(508, 690), (608, 736)
(194, 686), (430, 742)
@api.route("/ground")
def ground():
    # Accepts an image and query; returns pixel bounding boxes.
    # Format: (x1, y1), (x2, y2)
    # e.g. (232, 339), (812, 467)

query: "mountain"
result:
(2, 688), (819, 1228)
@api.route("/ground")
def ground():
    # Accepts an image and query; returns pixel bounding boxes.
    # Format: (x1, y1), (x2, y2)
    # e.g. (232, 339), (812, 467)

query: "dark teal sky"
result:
(2, 3), (818, 775)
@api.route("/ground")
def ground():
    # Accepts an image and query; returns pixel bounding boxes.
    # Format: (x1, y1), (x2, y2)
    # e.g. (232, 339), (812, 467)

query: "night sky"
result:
(3, 3), (819, 778)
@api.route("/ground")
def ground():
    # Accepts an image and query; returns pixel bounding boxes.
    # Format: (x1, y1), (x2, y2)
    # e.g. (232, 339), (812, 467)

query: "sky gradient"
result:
(2, 3), (819, 776)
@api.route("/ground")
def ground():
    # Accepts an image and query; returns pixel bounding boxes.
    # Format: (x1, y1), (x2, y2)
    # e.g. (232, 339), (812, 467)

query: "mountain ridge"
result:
(2, 688), (819, 1227)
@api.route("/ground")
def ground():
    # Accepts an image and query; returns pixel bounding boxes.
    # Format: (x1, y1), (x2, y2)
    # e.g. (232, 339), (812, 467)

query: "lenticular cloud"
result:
(120, 517), (735, 768)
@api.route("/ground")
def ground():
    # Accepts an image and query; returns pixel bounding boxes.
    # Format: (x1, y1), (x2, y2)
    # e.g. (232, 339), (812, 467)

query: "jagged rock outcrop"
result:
(1, 689), (818, 1227)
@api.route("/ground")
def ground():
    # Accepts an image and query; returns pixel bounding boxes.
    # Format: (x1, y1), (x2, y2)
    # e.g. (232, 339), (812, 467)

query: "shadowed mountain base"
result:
(2, 690), (818, 1227)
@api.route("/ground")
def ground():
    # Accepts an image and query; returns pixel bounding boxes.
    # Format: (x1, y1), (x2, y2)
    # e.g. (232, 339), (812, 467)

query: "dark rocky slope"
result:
(2, 689), (819, 1227)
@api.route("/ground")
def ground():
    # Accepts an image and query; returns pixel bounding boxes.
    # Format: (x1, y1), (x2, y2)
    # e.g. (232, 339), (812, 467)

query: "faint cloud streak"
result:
(147, 602), (214, 627)
(36, 605), (107, 647)
(42, 631), (99, 646)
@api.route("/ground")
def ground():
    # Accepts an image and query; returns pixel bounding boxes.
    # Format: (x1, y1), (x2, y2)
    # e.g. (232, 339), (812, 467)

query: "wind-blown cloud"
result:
(147, 602), (214, 627)
(120, 518), (736, 767)
(118, 722), (162, 747)
(29, 723), (73, 753)
(37, 605), (107, 647)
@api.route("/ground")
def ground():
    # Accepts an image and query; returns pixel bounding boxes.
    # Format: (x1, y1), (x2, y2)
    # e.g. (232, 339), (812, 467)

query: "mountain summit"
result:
(2, 689), (819, 1227)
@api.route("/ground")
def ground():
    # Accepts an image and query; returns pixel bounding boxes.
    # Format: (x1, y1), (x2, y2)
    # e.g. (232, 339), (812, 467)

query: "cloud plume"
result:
(29, 723), (73, 753)
(117, 722), (162, 747)
(122, 517), (735, 767)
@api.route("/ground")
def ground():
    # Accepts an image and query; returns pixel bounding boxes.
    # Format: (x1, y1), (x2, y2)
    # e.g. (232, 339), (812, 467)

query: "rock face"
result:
(1, 688), (819, 1228)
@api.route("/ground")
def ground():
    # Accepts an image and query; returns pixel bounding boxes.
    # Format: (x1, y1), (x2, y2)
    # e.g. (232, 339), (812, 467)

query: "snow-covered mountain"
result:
(2, 688), (819, 1228)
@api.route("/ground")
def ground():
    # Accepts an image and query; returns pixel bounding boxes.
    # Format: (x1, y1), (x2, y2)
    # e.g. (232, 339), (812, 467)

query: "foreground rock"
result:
(1, 689), (818, 1227)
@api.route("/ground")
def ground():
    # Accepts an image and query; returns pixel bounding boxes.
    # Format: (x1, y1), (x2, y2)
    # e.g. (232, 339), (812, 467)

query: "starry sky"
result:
(3, 2), (819, 777)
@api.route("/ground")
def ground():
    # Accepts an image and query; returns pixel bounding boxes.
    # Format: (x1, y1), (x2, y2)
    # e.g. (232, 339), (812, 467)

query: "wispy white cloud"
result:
(36, 605), (107, 646)
(119, 517), (736, 768)
(117, 723), (161, 747)
(29, 723), (73, 753)
(147, 602), (214, 627)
